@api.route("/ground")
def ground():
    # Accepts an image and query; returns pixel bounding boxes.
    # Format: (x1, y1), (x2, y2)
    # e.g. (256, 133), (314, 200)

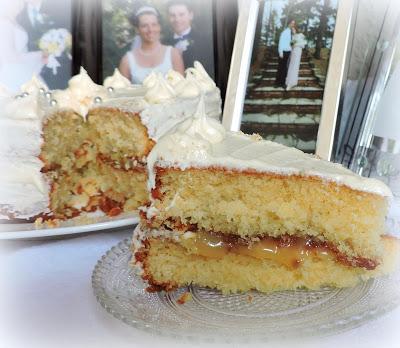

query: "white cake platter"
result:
(0, 212), (139, 240)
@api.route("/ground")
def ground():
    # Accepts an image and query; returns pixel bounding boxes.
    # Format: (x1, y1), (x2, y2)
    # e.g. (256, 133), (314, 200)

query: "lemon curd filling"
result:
(179, 232), (332, 269)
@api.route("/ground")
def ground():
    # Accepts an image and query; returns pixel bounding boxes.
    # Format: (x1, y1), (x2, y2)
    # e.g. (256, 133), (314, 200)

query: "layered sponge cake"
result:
(132, 100), (399, 293)
(0, 63), (220, 222)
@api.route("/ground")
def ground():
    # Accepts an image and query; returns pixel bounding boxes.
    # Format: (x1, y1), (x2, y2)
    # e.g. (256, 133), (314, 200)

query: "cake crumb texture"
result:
(150, 167), (388, 260)
(40, 108), (151, 219)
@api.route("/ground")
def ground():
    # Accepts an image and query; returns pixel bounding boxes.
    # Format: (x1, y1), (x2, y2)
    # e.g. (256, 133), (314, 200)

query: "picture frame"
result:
(223, 0), (354, 160)
(72, 0), (238, 101)
(71, 0), (103, 81)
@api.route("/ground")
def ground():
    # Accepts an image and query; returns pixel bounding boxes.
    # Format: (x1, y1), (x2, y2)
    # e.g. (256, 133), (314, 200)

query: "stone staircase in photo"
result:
(242, 47), (324, 153)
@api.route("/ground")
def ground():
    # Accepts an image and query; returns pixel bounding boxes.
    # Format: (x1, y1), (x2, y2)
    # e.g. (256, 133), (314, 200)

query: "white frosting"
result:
(165, 69), (184, 86)
(0, 157), (47, 193)
(0, 84), (12, 98)
(103, 69), (131, 89)
(52, 67), (107, 117)
(0, 93), (49, 219)
(2, 95), (42, 120)
(142, 72), (158, 88)
(185, 61), (216, 93)
(20, 75), (47, 95)
(175, 74), (202, 98)
(147, 99), (392, 197)
(144, 72), (176, 103)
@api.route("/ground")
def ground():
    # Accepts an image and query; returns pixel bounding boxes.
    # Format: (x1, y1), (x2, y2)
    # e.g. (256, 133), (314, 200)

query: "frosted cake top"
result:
(147, 98), (392, 197)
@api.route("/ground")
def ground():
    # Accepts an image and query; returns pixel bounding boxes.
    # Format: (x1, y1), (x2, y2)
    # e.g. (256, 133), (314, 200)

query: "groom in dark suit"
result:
(275, 19), (295, 88)
(165, 0), (213, 77)
(17, 0), (45, 51)
(17, 0), (72, 89)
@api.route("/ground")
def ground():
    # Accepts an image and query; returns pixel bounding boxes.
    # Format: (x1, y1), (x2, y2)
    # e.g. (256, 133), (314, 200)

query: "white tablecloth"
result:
(1, 227), (400, 348)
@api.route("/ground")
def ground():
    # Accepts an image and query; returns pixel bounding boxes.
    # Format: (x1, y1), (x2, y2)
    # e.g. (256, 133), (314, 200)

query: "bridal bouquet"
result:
(291, 34), (307, 48)
(39, 28), (72, 75)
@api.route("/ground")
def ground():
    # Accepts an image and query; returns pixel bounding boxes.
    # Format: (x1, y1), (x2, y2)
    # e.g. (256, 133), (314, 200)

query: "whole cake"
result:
(0, 63), (221, 222)
(132, 100), (399, 293)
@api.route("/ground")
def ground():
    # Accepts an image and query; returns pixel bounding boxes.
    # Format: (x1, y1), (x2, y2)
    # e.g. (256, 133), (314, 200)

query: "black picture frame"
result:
(72, 0), (103, 81)
(72, 0), (237, 107)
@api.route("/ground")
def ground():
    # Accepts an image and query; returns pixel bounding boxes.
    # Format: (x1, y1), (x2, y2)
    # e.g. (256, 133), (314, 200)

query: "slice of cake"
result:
(0, 63), (221, 223)
(132, 100), (399, 293)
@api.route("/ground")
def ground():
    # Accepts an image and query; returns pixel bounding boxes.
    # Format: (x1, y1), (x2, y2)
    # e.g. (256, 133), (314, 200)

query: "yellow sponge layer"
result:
(150, 168), (388, 260)
(87, 107), (154, 161)
(136, 236), (399, 294)
(49, 161), (147, 218)
(40, 107), (151, 219)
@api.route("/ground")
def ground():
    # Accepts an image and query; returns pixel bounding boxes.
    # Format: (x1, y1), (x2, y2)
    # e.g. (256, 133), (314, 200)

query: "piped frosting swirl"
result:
(103, 69), (131, 89)
(185, 61), (216, 93)
(165, 69), (185, 87)
(52, 67), (107, 116)
(144, 72), (176, 103)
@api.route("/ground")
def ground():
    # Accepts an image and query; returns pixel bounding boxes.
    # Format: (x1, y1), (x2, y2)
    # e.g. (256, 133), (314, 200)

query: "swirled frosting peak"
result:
(67, 67), (103, 98)
(52, 67), (106, 116)
(146, 97), (225, 188)
(144, 72), (176, 103)
(104, 69), (131, 89)
(165, 69), (184, 86)
(143, 72), (158, 88)
(175, 74), (202, 98)
(186, 61), (216, 92)
(182, 95), (225, 143)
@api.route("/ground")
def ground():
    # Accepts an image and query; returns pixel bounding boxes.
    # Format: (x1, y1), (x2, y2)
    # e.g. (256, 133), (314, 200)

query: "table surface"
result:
(1, 226), (400, 348)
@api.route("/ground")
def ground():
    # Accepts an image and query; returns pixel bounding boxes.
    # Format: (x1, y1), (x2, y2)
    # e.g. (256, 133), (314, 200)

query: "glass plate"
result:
(92, 238), (400, 341)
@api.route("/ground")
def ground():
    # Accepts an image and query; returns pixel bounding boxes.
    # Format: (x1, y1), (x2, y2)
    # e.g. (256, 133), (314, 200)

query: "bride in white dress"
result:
(0, 0), (47, 93)
(286, 27), (307, 91)
(119, 6), (184, 84)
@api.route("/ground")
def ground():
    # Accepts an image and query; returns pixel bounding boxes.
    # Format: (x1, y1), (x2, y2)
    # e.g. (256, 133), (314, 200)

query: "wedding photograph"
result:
(0, 0), (72, 92)
(241, 0), (338, 153)
(102, 0), (215, 83)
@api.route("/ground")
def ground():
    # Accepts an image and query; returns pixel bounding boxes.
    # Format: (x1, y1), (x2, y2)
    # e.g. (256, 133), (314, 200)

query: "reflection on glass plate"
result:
(0, 212), (139, 240)
(92, 238), (400, 341)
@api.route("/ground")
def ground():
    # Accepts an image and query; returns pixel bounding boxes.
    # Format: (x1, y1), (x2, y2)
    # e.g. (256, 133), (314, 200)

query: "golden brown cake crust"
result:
(134, 239), (179, 292)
